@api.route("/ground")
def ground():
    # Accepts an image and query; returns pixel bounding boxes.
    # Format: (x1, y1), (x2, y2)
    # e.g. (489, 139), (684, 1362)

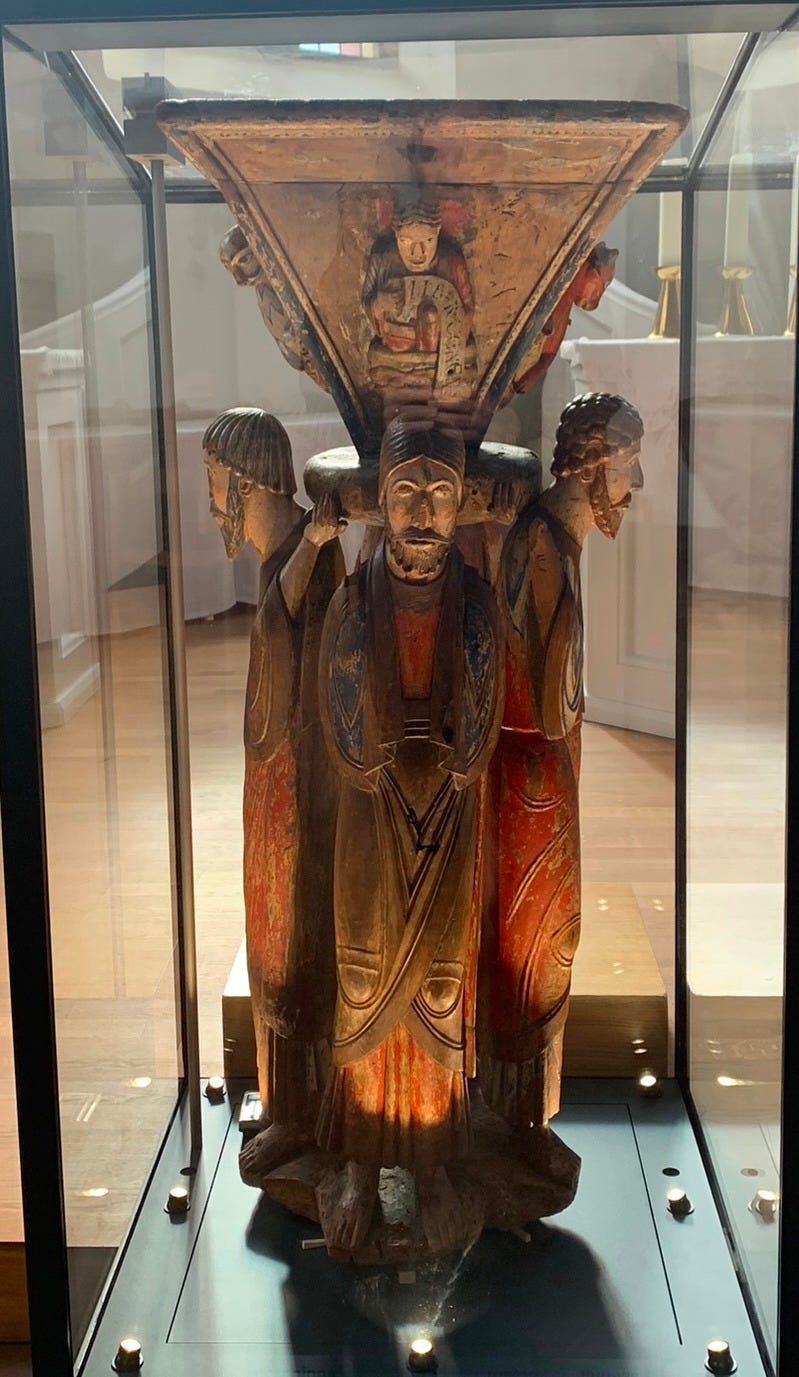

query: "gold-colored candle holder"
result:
(786, 266), (796, 338)
(715, 265), (754, 337)
(649, 264), (681, 339)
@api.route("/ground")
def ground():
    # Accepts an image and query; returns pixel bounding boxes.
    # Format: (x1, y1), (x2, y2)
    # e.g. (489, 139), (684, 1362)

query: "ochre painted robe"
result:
(479, 504), (583, 1126)
(244, 521), (342, 1127)
(316, 541), (503, 1173)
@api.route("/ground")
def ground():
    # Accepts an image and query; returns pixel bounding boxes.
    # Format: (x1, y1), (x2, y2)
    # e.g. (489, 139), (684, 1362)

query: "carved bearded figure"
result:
(316, 418), (503, 1253)
(479, 393), (644, 1173)
(202, 408), (345, 1182)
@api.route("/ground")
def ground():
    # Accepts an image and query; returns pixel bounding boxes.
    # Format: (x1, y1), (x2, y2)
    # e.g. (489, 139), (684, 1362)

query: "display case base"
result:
(80, 1080), (767, 1377)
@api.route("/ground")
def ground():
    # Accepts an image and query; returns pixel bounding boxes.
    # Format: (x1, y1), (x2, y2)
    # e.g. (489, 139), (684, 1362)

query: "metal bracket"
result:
(122, 74), (185, 165)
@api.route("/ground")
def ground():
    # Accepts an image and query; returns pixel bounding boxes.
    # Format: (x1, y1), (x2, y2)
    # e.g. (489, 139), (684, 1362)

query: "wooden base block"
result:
(0, 1243), (29, 1342)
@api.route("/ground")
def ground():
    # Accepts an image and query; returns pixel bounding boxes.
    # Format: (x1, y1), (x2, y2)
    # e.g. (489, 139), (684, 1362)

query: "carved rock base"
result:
(241, 1098), (580, 1263)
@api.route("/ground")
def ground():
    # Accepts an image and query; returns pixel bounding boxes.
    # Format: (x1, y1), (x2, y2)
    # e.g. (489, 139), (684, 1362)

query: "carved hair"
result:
(552, 393), (643, 480)
(392, 192), (442, 230)
(586, 242), (620, 273)
(202, 407), (295, 496)
(219, 225), (260, 283)
(378, 417), (465, 500)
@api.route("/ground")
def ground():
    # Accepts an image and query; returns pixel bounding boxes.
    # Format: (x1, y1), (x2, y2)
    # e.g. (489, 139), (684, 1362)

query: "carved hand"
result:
(375, 282), (405, 319)
(304, 492), (347, 547)
(489, 479), (522, 525)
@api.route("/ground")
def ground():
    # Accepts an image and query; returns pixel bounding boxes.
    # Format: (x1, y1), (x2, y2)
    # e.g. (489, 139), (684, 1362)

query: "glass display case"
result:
(0, 3), (796, 1376)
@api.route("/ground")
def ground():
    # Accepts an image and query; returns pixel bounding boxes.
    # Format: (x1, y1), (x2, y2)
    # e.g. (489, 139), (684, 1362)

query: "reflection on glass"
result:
(687, 30), (797, 1361)
(0, 825), (27, 1340)
(75, 31), (744, 174)
(4, 41), (179, 1354)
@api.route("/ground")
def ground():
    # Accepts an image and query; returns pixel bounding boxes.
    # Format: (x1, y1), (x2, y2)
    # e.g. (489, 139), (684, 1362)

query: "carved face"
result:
(230, 245), (260, 286)
(384, 456), (460, 579)
(590, 440), (644, 539)
(394, 221), (440, 274)
(204, 453), (245, 558)
(573, 255), (617, 311)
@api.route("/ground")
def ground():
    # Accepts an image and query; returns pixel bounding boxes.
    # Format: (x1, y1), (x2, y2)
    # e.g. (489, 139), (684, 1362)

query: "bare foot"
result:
(325, 1160), (379, 1254)
(512, 1124), (580, 1190)
(418, 1164), (465, 1255)
(238, 1122), (314, 1186)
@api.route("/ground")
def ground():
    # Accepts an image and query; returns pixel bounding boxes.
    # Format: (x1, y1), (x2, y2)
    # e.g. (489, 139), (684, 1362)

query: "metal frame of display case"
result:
(0, 3), (797, 1375)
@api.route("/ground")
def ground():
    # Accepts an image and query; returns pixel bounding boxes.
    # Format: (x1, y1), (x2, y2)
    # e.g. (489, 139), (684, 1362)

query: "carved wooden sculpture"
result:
(202, 408), (344, 1179)
(315, 419), (503, 1253)
(510, 243), (619, 397)
(481, 393), (645, 1180)
(163, 98), (683, 1261)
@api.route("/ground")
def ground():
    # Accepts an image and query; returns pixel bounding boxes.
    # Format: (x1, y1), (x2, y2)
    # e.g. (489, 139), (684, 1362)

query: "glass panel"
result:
(75, 32), (744, 177)
(0, 821), (28, 1350)
(4, 41), (180, 1357)
(700, 29), (799, 170)
(540, 186), (679, 1055)
(687, 28), (797, 1363)
(154, 109), (680, 1084)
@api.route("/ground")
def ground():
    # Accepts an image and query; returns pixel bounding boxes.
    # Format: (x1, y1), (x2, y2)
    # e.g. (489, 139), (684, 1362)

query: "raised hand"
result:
(489, 478), (522, 525)
(304, 491), (347, 547)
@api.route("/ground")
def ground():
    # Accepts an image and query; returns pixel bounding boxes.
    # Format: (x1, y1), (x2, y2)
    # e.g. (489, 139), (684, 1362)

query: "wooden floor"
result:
(2, 588), (784, 1265)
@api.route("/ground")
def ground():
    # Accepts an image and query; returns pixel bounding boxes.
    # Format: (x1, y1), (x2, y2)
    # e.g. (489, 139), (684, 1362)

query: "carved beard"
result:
(387, 527), (450, 578)
(589, 465), (631, 540)
(212, 480), (245, 559)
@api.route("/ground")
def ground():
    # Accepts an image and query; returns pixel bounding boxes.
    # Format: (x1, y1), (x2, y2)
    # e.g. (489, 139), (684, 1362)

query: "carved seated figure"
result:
(362, 195), (477, 396)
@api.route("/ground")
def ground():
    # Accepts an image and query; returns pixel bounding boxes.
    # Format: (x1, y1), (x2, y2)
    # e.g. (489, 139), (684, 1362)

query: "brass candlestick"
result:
(786, 266), (796, 338)
(649, 264), (681, 339)
(715, 265), (754, 337)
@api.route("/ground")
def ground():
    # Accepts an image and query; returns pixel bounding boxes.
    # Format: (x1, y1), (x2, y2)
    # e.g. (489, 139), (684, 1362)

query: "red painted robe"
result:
(244, 521), (342, 1128)
(316, 542), (503, 1174)
(479, 504), (583, 1126)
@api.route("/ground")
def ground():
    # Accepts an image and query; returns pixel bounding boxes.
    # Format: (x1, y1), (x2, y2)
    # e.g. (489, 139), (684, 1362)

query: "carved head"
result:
(220, 225), (263, 288)
(379, 419), (464, 581)
(571, 243), (619, 311)
(552, 393), (644, 539)
(202, 407), (295, 558)
(392, 195), (442, 274)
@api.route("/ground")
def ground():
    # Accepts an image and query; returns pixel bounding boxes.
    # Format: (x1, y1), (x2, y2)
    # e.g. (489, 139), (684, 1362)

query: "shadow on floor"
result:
(246, 1195), (630, 1375)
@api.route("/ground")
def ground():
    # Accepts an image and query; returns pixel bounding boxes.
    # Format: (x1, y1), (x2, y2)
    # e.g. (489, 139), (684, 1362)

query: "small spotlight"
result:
(205, 1076), (226, 1103)
(165, 1186), (190, 1217)
(638, 1072), (661, 1098)
(666, 1188), (693, 1219)
(750, 1189), (779, 1222)
(112, 1337), (143, 1372)
(129, 1077), (152, 1090)
(705, 1338), (736, 1374)
(408, 1337), (437, 1373)
(81, 1187), (109, 1199)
